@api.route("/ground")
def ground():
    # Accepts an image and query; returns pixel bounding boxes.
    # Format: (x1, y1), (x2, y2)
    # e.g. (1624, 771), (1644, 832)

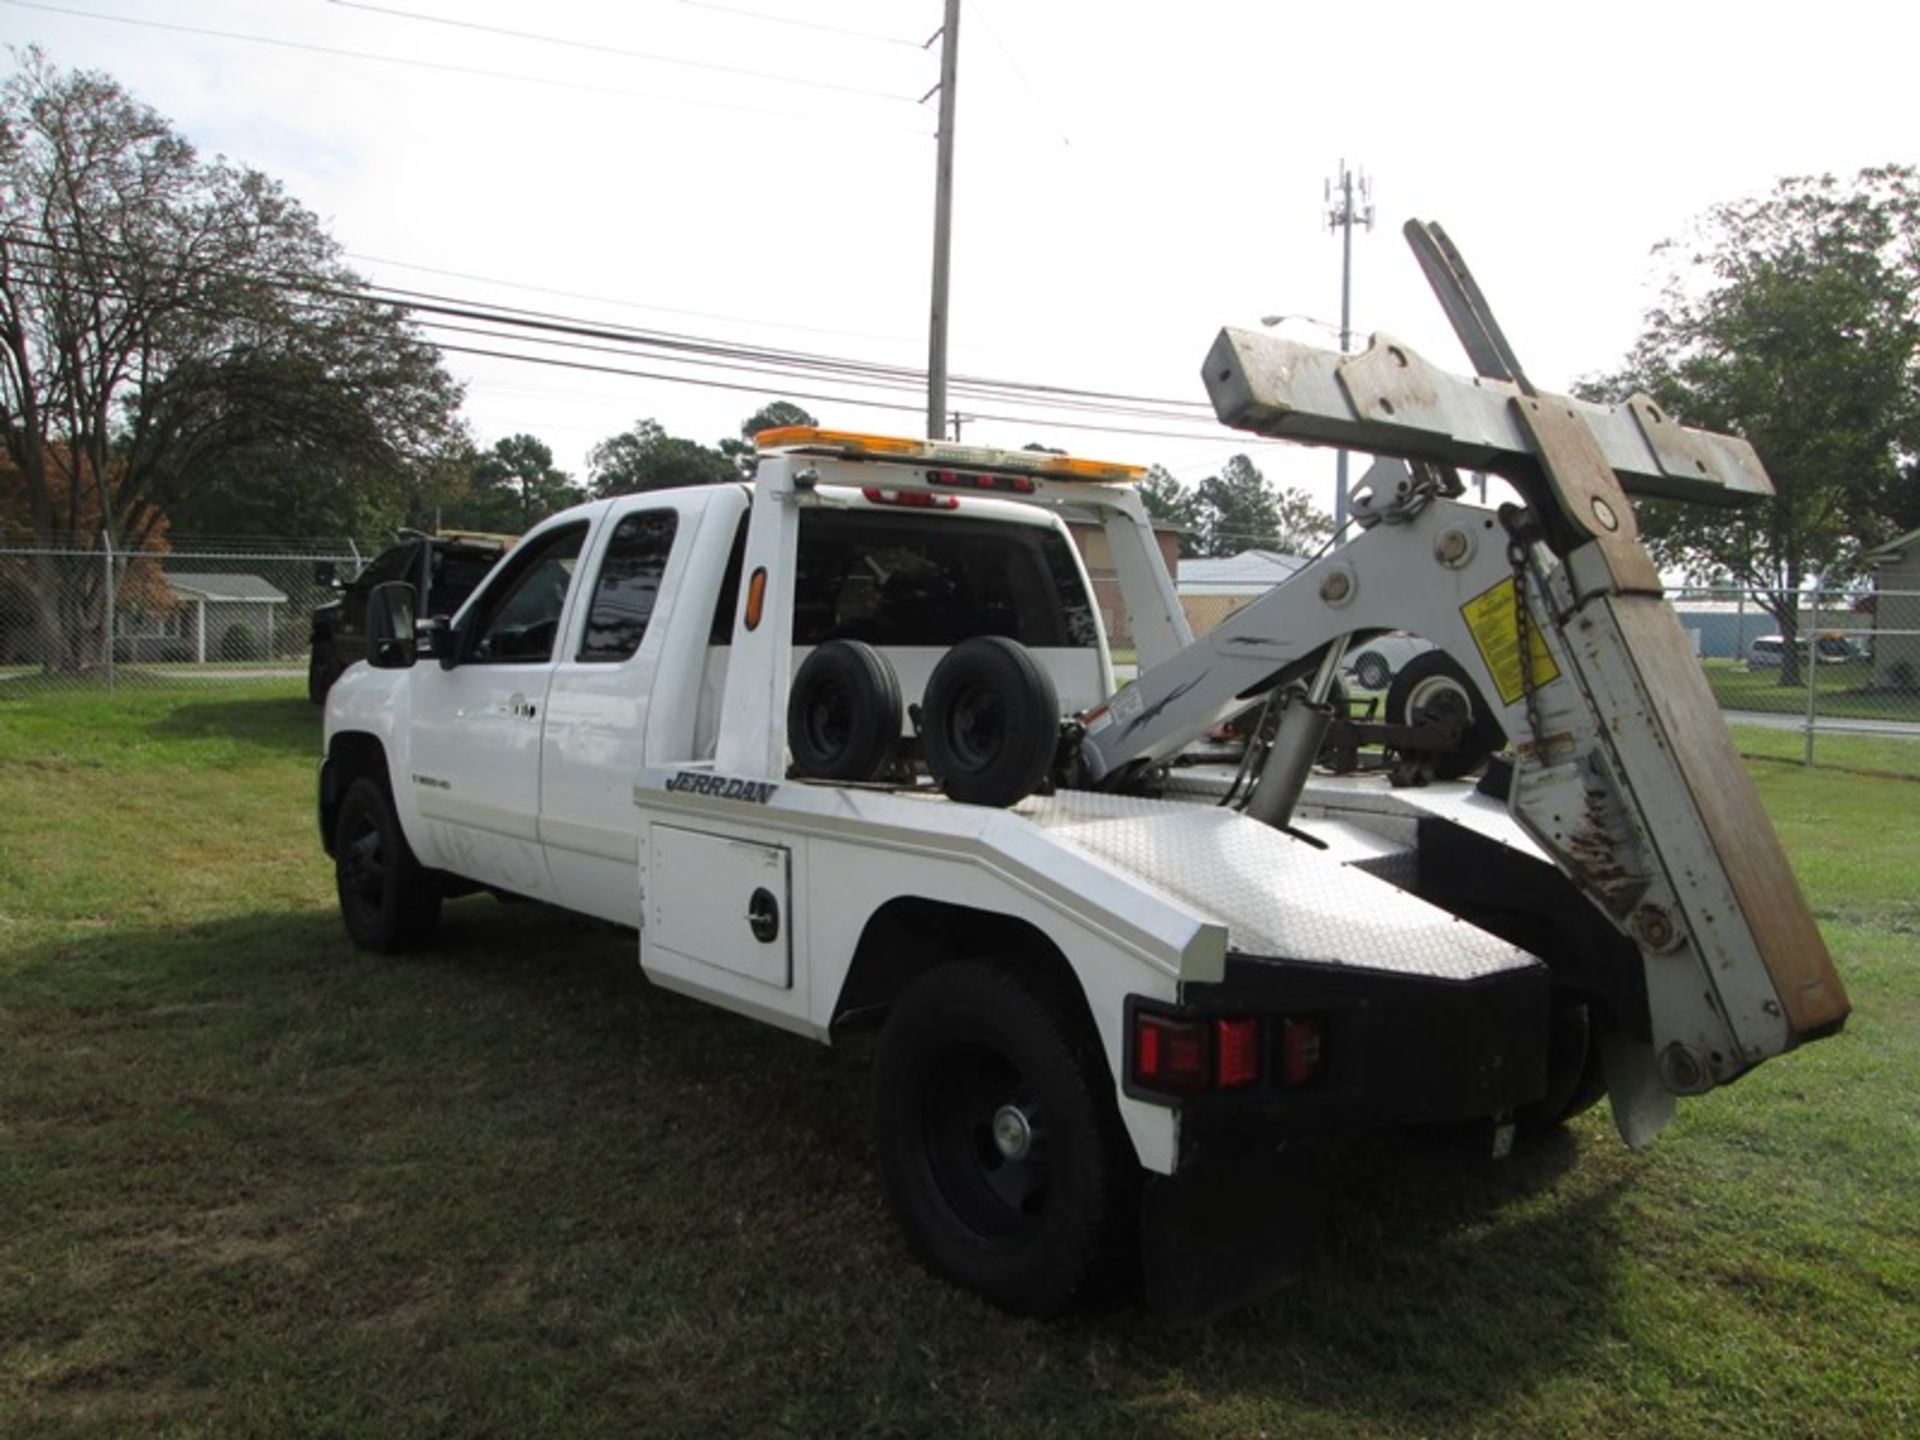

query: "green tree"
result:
(1139, 464), (1203, 557)
(588, 418), (735, 498)
(718, 400), (817, 473)
(447, 433), (582, 532)
(0, 51), (463, 668)
(1193, 454), (1330, 558)
(1585, 165), (1920, 684)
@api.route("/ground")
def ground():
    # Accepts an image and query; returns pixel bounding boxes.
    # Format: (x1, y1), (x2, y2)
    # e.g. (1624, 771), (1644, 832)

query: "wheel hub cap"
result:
(990, 1103), (1032, 1161)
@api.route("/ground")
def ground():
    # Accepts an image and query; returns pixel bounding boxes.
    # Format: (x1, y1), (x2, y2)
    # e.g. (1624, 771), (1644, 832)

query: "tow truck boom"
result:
(1074, 223), (1847, 1143)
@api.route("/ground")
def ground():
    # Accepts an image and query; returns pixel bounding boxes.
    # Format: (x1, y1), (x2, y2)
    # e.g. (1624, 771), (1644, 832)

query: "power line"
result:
(4, 232), (1267, 448)
(325, 0), (928, 104)
(410, 314), (1212, 424)
(675, 0), (924, 48)
(966, 0), (1072, 150)
(1, 1), (934, 136)
(7, 231), (1214, 418)
(345, 251), (921, 345)
(434, 340), (1258, 448)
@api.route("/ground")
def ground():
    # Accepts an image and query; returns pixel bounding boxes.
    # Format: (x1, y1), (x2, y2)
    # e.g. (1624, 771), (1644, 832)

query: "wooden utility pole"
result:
(924, 0), (961, 439)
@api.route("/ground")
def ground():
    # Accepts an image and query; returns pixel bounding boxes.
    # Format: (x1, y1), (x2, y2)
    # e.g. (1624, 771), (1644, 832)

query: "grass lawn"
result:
(1730, 724), (1920, 781)
(2, 686), (1916, 1437)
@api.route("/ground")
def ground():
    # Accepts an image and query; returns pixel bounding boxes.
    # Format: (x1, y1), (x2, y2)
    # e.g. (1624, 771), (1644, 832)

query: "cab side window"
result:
(579, 511), (678, 662)
(464, 522), (588, 664)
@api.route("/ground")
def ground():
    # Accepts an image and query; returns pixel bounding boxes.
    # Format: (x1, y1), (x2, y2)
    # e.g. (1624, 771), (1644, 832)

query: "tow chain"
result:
(1507, 530), (1547, 765)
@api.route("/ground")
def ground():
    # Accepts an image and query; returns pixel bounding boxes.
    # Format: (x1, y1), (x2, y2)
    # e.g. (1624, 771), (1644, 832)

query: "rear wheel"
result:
(333, 775), (441, 952)
(1386, 651), (1504, 780)
(1518, 1002), (1608, 1133)
(1353, 651), (1392, 691)
(871, 960), (1132, 1316)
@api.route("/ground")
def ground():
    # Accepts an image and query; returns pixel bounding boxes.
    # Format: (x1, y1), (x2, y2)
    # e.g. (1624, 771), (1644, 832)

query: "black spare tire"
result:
(921, 637), (1060, 808)
(788, 640), (903, 782)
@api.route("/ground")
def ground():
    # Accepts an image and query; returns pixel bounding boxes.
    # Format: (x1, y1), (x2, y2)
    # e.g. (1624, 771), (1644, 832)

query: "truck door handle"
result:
(747, 888), (780, 944)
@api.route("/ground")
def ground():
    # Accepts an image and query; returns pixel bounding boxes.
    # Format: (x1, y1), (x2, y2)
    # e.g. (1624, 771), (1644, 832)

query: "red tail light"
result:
(1213, 1017), (1261, 1089)
(1281, 1016), (1326, 1088)
(1133, 1013), (1209, 1094)
(1132, 1008), (1325, 1096)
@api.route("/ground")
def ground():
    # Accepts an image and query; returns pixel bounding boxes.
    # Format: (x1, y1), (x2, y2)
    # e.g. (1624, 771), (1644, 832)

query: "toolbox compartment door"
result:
(646, 824), (793, 989)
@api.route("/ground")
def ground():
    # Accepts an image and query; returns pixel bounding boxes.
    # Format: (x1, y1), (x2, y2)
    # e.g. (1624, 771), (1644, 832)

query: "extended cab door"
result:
(406, 518), (592, 899)
(539, 491), (739, 923)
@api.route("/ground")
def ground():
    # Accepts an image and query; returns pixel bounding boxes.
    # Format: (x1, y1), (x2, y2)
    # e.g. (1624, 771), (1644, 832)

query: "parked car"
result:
(309, 532), (513, 702)
(1747, 633), (1862, 670)
(1342, 632), (1434, 691)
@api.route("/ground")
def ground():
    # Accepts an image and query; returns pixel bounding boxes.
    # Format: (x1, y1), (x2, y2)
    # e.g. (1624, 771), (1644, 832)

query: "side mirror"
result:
(367, 582), (418, 669)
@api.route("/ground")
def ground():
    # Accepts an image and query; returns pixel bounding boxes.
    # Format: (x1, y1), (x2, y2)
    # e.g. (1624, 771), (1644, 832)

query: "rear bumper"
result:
(1141, 950), (1553, 1169)
(1134, 952), (1551, 1320)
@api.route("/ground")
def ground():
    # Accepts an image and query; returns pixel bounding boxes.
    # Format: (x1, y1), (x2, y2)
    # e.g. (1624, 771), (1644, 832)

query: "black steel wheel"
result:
(787, 640), (903, 782)
(1518, 1002), (1609, 1133)
(1353, 651), (1392, 691)
(920, 637), (1059, 807)
(1386, 650), (1504, 780)
(871, 961), (1132, 1316)
(333, 775), (441, 953)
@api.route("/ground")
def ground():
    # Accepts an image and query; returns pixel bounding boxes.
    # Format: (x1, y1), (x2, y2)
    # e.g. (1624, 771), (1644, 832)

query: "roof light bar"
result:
(753, 426), (1145, 485)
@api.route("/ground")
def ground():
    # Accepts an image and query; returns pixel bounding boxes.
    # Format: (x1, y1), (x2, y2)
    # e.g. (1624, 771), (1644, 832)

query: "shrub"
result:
(218, 622), (261, 662)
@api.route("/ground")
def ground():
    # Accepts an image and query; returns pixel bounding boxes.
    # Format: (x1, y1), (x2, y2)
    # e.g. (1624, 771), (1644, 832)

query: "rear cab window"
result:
(709, 507), (1099, 649)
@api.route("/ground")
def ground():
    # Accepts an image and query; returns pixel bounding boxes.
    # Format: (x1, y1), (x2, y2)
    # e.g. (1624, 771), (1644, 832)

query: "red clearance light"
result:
(1134, 1013), (1208, 1095)
(925, 468), (1037, 496)
(1281, 1016), (1326, 1088)
(1213, 1017), (1261, 1089)
(862, 486), (958, 510)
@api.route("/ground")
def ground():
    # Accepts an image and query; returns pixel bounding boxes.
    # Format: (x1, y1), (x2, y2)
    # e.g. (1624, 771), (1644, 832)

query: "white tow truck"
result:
(320, 227), (1848, 1318)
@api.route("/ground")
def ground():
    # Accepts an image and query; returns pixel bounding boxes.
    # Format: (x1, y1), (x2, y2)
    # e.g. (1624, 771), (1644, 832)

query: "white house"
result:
(1863, 527), (1920, 690)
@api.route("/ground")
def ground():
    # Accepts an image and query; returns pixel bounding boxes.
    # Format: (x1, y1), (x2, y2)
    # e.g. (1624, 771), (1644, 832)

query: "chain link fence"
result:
(4, 541), (1917, 777)
(0, 536), (367, 699)
(1670, 584), (1920, 777)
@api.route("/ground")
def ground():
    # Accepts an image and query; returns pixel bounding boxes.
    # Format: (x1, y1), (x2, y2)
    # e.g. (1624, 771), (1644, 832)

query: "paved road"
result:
(1723, 709), (1920, 738)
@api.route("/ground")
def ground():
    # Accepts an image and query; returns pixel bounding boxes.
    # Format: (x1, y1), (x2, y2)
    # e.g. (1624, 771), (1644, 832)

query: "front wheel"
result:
(871, 961), (1133, 1316)
(333, 775), (441, 952)
(308, 643), (341, 705)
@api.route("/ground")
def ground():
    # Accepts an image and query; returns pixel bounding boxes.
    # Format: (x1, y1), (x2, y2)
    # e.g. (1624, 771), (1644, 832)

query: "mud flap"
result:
(1601, 1031), (1675, 1149)
(1140, 1147), (1332, 1323)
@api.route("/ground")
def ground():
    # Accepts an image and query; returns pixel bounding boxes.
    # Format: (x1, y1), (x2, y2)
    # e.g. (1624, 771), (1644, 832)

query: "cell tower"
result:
(1326, 160), (1374, 541)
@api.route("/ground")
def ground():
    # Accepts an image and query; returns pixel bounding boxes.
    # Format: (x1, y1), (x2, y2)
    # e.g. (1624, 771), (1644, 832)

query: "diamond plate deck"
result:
(1011, 790), (1536, 982)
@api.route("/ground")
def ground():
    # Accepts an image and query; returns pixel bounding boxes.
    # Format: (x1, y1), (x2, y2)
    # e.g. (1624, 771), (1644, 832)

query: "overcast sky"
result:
(5, 0), (1914, 514)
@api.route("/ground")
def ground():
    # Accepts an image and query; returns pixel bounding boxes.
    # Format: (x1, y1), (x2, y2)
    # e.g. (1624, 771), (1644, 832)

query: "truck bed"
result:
(1002, 788), (1539, 983)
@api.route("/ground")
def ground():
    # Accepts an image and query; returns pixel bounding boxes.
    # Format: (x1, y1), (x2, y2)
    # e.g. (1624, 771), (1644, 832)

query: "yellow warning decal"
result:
(1461, 577), (1559, 706)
